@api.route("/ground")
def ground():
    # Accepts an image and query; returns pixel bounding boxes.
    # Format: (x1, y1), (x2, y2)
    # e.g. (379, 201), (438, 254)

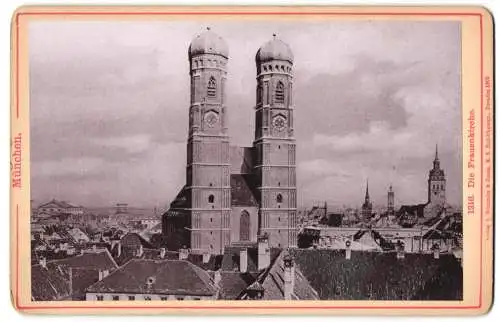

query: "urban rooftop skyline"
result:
(30, 20), (462, 208)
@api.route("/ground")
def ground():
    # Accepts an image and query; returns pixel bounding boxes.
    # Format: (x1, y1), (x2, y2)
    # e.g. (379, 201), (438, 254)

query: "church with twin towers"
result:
(162, 28), (298, 254)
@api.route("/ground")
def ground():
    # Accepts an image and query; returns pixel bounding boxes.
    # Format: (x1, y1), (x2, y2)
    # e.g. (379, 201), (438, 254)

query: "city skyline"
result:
(29, 20), (462, 208)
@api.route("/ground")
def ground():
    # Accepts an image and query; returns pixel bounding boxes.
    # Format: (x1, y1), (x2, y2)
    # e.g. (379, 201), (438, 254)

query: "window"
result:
(240, 211), (250, 241)
(209, 183), (213, 187)
(210, 218), (213, 222)
(276, 194), (283, 203)
(207, 77), (216, 97)
(177, 297), (185, 301)
(96, 295), (104, 301)
(193, 297), (201, 301)
(275, 81), (284, 103)
(144, 296), (152, 301)
(112, 295), (119, 301)
(160, 296), (169, 301)
(128, 296), (135, 301)
(208, 195), (215, 203)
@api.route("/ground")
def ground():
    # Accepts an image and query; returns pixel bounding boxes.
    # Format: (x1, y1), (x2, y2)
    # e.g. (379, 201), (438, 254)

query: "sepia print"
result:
(11, 6), (493, 315)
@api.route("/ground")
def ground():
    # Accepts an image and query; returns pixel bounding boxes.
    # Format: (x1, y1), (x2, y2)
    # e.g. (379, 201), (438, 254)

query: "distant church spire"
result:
(365, 179), (370, 202)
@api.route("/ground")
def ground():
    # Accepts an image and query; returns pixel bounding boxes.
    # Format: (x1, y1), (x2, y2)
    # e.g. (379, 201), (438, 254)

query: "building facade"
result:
(163, 29), (297, 254)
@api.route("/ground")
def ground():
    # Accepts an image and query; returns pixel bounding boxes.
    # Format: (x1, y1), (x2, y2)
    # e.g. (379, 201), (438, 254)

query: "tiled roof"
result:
(86, 259), (217, 296)
(111, 245), (179, 266)
(218, 272), (258, 299)
(289, 248), (462, 300)
(230, 174), (259, 207)
(187, 253), (224, 271)
(31, 263), (71, 300)
(120, 232), (153, 249)
(54, 249), (118, 271)
(31, 252), (117, 301)
(257, 250), (319, 300)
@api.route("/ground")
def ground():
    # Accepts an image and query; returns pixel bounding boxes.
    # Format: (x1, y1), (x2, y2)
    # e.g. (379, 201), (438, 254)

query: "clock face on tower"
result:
(272, 116), (286, 132)
(204, 112), (219, 128)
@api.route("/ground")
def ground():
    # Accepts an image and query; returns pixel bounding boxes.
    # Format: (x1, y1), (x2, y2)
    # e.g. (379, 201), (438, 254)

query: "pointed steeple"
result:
(365, 179), (370, 202)
(433, 144), (440, 169)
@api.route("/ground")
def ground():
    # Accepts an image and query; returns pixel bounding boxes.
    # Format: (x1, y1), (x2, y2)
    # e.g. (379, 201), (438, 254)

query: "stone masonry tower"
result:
(253, 35), (297, 248)
(428, 144), (446, 207)
(186, 28), (231, 254)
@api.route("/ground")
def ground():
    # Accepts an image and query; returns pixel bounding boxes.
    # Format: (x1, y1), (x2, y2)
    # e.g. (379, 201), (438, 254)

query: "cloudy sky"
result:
(29, 19), (461, 209)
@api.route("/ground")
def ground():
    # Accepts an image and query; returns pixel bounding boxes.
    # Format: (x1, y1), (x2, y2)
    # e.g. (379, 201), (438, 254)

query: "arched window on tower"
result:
(275, 81), (284, 104)
(208, 194), (215, 203)
(240, 211), (250, 241)
(276, 194), (283, 208)
(207, 77), (217, 98)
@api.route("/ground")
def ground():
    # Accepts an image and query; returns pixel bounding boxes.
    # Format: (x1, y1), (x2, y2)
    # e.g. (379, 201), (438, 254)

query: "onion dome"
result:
(189, 27), (228, 59)
(256, 34), (294, 64)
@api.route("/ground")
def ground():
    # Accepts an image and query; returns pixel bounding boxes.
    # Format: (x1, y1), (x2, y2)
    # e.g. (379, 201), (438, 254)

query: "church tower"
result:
(428, 144), (446, 207)
(253, 35), (297, 248)
(361, 180), (373, 221)
(186, 28), (231, 254)
(387, 185), (394, 215)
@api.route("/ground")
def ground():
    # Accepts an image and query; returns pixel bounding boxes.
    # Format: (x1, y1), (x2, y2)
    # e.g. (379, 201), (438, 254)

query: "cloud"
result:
(28, 20), (461, 208)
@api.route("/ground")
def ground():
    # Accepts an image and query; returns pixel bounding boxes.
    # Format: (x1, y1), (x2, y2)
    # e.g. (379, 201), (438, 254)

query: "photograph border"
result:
(10, 5), (494, 315)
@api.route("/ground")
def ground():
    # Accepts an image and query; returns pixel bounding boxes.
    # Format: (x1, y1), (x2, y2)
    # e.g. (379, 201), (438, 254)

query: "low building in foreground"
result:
(85, 259), (217, 301)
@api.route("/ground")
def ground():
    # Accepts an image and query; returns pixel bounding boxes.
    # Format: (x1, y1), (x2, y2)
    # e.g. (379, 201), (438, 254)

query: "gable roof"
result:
(38, 199), (80, 209)
(257, 250), (319, 300)
(120, 232), (153, 249)
(86, 259), (217, 296)
(218, 272), (258, 299)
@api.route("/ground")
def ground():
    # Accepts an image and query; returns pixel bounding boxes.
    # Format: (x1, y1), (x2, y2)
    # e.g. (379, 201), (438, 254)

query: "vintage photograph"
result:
(28, 19), (463, 302)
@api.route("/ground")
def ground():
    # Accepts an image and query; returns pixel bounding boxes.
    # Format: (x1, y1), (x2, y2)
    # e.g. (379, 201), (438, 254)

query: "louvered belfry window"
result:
(275, 81), (284, 103)
(207, 77), (217, 98)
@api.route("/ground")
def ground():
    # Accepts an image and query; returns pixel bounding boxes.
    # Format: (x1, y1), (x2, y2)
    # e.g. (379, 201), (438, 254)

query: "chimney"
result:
(39, 257), (47, 268)
(203, 252), (211, 264)
(396, 241), (405, 259)
(214, 269), (222, 286)
(433, 244), (440, 259)
(160, 247), (166, 259)
(283, 251), (295, 300)
(98, 269), (109, 281)
(239, 249), (248, 273)
(345, 240), (352, 260)
(258, 234), (270, 270)
(179, 246), (189, 260)
(136, 245), (143, 257)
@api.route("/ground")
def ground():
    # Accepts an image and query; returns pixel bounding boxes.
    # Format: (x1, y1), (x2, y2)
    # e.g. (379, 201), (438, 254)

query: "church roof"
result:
(230, 174), (259, 207)
(256, 35), (294, 64)
(167, 186), (189, 210)
(189, 28), (229, 59)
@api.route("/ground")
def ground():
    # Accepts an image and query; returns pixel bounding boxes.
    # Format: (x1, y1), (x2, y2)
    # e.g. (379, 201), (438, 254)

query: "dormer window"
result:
(207, 77), (217, 97)
(275, 81), (284, 103)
